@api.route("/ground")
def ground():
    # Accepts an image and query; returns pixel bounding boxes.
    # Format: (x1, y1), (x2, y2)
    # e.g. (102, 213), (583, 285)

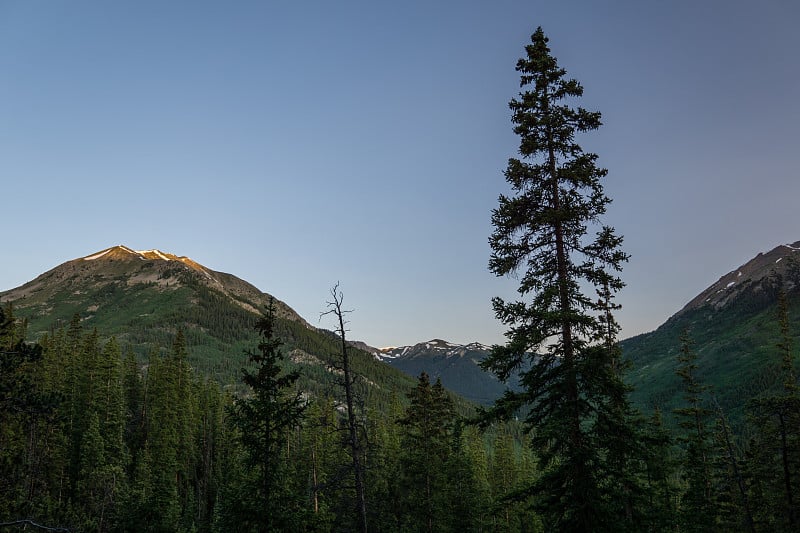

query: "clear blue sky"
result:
(2, 1), (798, 348)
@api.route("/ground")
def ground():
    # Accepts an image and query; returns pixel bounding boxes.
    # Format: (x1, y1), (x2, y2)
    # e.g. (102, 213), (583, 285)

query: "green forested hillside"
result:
(0, 303), (538, 532)
(1, 247), (533, 531)
(624, 252), (800, 427)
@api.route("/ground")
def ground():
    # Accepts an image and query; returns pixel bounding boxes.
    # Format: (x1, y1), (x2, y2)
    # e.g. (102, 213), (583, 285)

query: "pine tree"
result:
(195, 377), (226, 531)
(481, 26), (634, 531)
(76, 412), (116, 531)
(230, 297), (306, 531)
(443, 423), (490, 533)
(365, 395), (405, 531)
(298, 397), (343, 530)
(144, 352), (182, 532)
(641, 408), (679, 531)
(489, 430), (522, 532)
(397, 373), (457, 532)
(72, 337), (127, 530)
(122, 347), (145, 473)
(673, 331), (716, 531)
(98, 339), (126, 462)
(168, 330), (199, 531)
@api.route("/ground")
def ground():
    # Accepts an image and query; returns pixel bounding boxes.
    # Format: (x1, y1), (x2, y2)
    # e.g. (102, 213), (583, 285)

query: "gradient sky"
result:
(2, 1), (798, 348)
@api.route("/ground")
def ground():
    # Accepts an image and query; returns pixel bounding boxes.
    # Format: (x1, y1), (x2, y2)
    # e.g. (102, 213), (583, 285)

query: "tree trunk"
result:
(544, 89), (580, 448)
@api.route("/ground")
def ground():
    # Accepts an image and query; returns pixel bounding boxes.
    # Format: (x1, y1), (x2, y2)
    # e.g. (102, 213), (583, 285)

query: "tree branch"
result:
(0, 519), (72, 532)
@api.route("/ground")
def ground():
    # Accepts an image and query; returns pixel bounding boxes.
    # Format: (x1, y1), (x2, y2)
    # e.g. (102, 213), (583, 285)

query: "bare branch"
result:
(0, 519), (72, 532)
(319, 281), (354, 336)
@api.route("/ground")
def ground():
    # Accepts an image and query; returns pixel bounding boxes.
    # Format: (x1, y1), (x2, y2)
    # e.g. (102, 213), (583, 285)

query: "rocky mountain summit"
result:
(1, 244), (308, 331)
(679, 241), (800, 314)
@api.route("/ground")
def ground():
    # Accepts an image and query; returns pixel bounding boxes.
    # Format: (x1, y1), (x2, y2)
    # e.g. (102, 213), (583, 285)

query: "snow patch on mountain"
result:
(138, 249), (172, 261)
(83, 249), (112, 261)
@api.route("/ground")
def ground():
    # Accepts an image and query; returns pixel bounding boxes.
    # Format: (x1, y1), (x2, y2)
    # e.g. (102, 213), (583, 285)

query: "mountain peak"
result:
(679, 240), (800, 315)
(2, 244), (310, 330)
(80, 246), (210, 275)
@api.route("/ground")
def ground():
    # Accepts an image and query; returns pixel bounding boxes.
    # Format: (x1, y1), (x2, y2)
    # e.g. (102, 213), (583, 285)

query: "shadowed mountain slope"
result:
(622, 241), (800, 425)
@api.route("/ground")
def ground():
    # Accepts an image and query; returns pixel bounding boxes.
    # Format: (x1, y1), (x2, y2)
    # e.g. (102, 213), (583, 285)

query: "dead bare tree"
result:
(321, 282), (368, 533)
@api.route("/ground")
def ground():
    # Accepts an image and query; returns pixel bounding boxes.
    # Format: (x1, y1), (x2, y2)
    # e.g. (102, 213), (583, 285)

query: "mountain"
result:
(623, 241), (800, 424)
(3, 245), (308, 326)
(374, 339), (519, 405)
(1, 245), (304, 368)
(0, 245), (428, 410)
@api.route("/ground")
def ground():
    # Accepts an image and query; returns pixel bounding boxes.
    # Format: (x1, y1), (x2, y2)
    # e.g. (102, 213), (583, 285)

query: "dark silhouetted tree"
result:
(481, 26), (638, 531)
(322, 283), (368, 533)
(230, 297), (305, 531)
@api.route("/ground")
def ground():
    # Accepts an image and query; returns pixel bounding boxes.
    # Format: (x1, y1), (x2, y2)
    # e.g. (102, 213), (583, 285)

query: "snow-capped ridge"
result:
(377, 339), (492, 362)
(81, 246), (211, 276)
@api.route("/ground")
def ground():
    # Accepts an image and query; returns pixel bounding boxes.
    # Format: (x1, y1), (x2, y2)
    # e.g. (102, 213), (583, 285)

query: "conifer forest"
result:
(2, 27), (800, 533)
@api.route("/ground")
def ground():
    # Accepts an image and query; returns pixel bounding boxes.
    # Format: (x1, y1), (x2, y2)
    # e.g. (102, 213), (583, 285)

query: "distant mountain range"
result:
(3, 241), (798, 419)
(372, 339), (518, 405)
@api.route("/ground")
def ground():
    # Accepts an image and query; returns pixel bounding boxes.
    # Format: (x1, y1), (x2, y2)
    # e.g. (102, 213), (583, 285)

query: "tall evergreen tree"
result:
(673, 331), (716, 531)
(298, 397), (344, 530)
(195, 377), (226, 532)
(365, 395), (405, 531)
(640, 408), (679, 531)
(144, 351), (182, 532)
(397, 373), (456, 532)
(481, 26), (634, 531)
(168, 330), (200, 530)
(230, 297), (306, 531)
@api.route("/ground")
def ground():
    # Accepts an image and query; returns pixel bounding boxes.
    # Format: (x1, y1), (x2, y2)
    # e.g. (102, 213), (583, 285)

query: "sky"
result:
(1, 1), (799, 348)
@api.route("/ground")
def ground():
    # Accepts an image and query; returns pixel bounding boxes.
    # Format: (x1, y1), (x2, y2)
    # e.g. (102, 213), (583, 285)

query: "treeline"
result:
(0, 305), (538, 532)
